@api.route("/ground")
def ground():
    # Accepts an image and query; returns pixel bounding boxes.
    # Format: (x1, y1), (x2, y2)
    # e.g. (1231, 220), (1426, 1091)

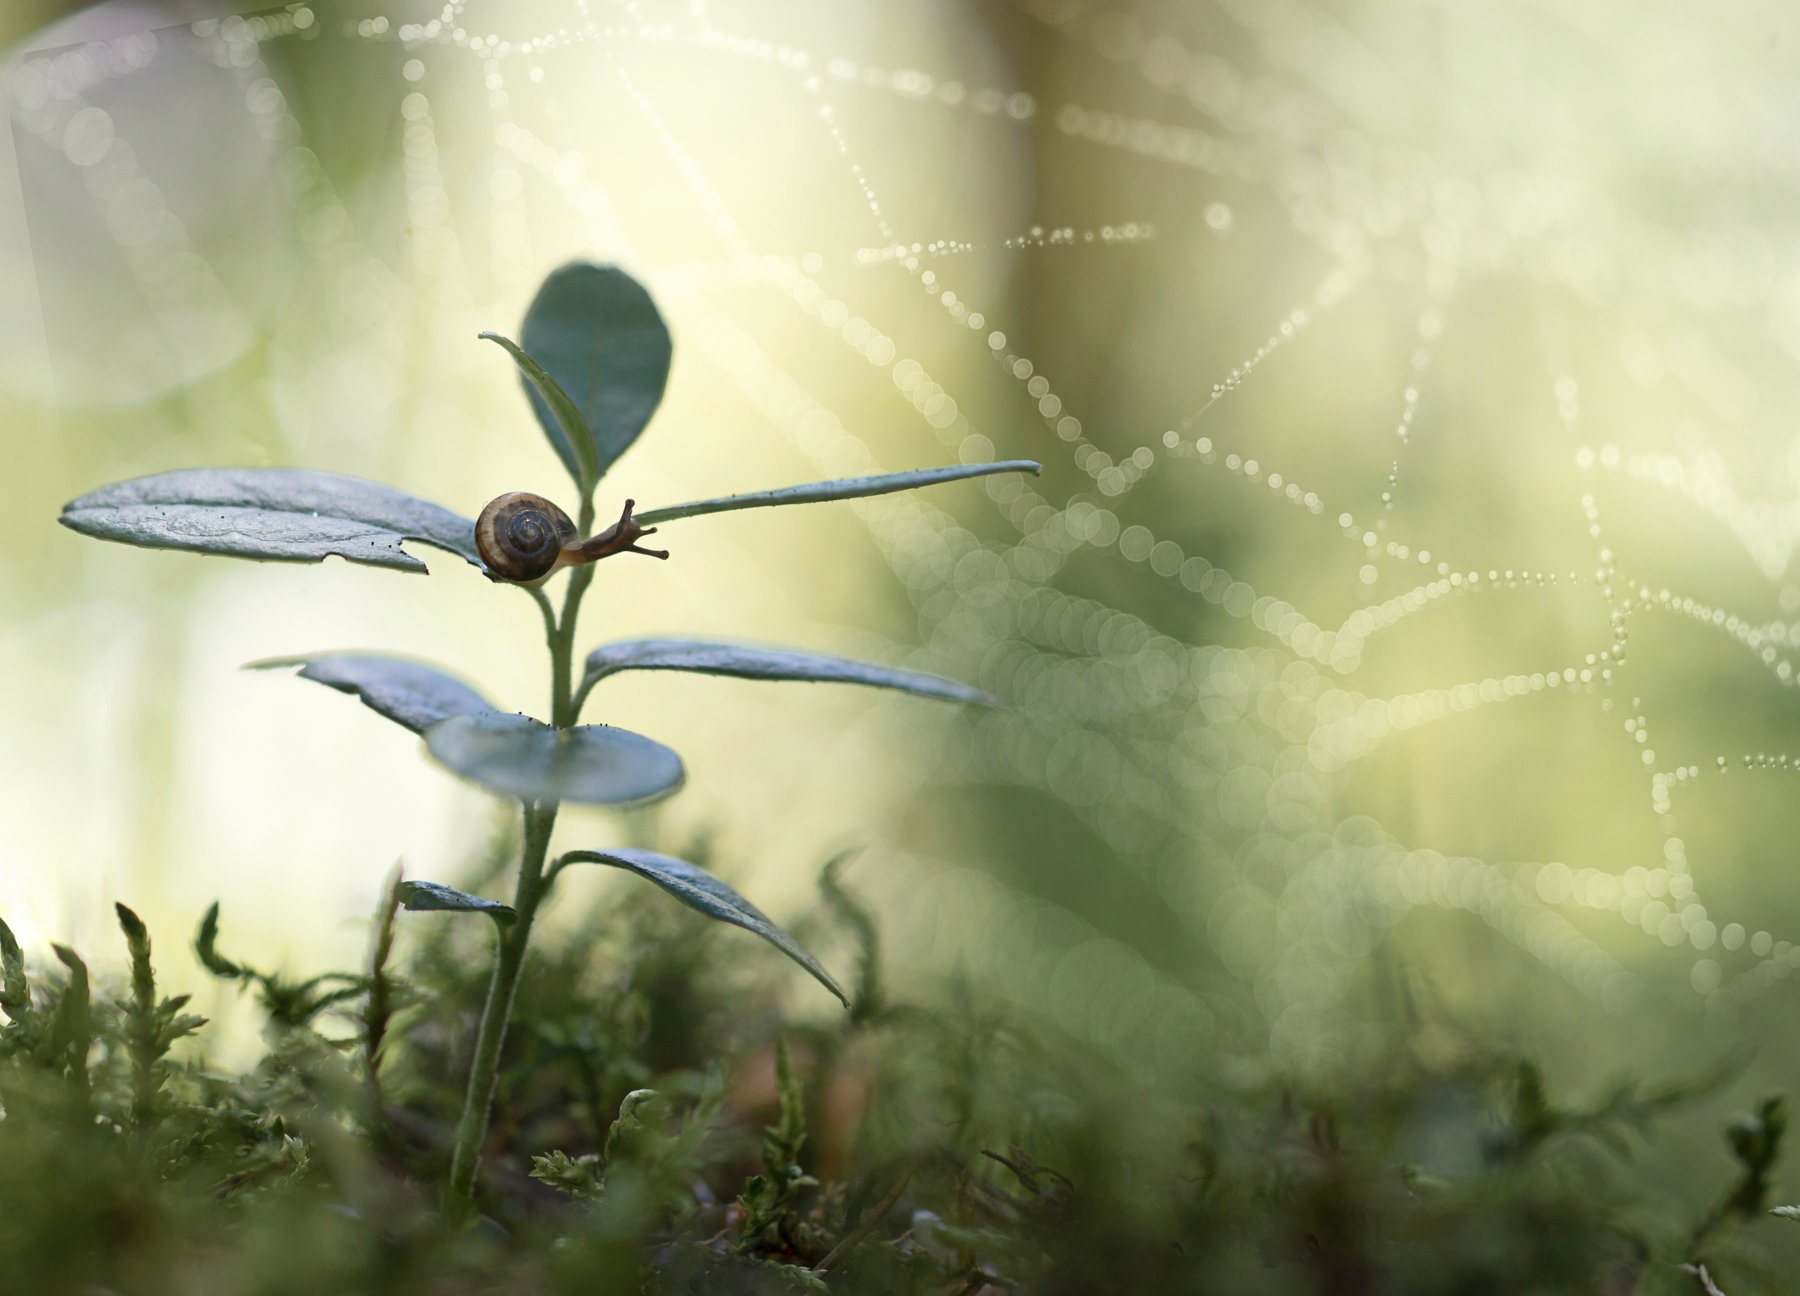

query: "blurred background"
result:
(5, 0), (1800, 1104)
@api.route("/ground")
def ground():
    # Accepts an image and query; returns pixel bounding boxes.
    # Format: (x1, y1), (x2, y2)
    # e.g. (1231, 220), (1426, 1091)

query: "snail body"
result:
(476, 491), (670, 584)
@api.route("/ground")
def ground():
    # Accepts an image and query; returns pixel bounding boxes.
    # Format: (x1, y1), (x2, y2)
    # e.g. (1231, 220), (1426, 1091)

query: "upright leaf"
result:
(636, 460), (1041, 526)
(518, 262), (672, 487)
(557, 848), (847, 1006)
(59, 469), (482, 573)
(50, 944), (92, 1092)
(395, 881), (516, 923)
(480, 332), (600, 495)
(580, 637), (991, 706)
(115, 903), (154, 1022)
(115, 903), (201, 1130)
(425, 712), (685, 807)
(251, 653), (496, 735)
(0, 916), (27, 1014)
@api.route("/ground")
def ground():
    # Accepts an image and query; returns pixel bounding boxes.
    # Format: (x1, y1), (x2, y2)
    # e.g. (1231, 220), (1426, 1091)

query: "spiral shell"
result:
(476, 492), (577, 583)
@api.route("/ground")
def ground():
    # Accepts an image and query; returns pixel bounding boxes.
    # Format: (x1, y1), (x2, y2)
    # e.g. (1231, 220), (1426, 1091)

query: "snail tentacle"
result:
(570, 498), (670, 563)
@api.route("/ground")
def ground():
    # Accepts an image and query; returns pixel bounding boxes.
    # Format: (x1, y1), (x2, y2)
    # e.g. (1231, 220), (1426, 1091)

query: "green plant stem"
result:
(444, 801), (556, 1219)
(551, 569), (595, 729)
(444, 496), (597, 1222)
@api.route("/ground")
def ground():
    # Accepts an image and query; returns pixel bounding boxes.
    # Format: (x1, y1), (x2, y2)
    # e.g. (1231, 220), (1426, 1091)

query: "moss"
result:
(0, 870), (1789, 1295)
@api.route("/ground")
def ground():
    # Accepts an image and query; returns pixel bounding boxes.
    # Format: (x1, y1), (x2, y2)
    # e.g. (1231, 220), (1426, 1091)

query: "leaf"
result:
(395, 881), (516, 923)
(59, 468), (482, 574)
(194, 902), (247, 980)
(764, 1035), (807, 1178)
(50, 944), (91, 1085)
(636, 460), (1042, 526)
(480, 332), (600, 496)
(518, 262), (672, 487)
(115, 902), (153, 1013)
(1772, 1205), (1800, 1221)
(580, 637), (991, 706)
(251, 653), (496, 735)
(425, 712), (684, 807)
(557, 848), (847, 1006)
(0, 915), (26, 1013)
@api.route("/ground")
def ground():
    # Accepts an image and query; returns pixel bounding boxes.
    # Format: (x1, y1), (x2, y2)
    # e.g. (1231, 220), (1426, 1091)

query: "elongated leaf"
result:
(581, 637), (991, 706)
(518, 262), (672, 487)
(425, 712), (684, 806)
(559, 848), (847, 1006)
(194, 903), (247, 980)
(480, 332), (599, 495)
(251, 653), (495, 735)
(50, 944), (91, 1080)
(59, 468), (481, 574)
(395, 881), (516, 923)
(0, 915), (26, 1013)
(636, 460), (1041, 527)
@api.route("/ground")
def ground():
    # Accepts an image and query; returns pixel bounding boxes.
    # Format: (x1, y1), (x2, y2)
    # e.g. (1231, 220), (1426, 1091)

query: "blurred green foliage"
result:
(3, 848), (1798, 1294)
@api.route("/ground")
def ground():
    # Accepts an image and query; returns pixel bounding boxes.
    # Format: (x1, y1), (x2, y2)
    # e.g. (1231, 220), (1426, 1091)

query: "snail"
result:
(476, 492), (668, 584)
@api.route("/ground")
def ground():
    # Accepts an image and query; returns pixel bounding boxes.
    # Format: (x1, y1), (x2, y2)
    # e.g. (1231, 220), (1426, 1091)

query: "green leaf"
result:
(59, 469), (481, 574)
(194, 902), (248, 980)
(605, 1088), (673, 1164)
(115, 903), (153, 1011)
(250, 653), (496, 735)
(395, 881), (516, 923)
(636, 460), (1042, 526)
(480, 332), (600, 496)
(50, 944), (91, 1087)
(424, 712), (684, 807)
(580, 637), (991, 706)
(531, 1150), (603, 1199)
(0, 915), (26, 1013)
(518, 262), (672, 487)
(557, 848), (847, 1006)
(764, 1035), (807, 1178)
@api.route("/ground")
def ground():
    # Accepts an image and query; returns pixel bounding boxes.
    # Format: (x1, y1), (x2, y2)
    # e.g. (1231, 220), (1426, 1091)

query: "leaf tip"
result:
(114, 901), (146, 937)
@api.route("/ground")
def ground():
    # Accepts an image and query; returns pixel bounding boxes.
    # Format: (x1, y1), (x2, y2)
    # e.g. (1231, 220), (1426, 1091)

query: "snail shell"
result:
(476, 492), (577, 584)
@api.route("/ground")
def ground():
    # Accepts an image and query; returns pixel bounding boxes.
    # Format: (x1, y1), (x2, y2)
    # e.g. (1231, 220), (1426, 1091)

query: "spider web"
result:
(9, 0), (1800, 1077)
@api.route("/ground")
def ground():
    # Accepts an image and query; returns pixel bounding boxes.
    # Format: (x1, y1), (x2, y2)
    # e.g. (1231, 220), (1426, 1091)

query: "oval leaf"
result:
(636, 460), (1041, 527)
(396, 880), (516, 923)
(59, 469), (481, 574)
(251, 653), (496, 735)
(559, 848), (847, 1006)
(519, 262), (672, 488)
(582, 637), (991, 706)
(425, 712), (684, 807)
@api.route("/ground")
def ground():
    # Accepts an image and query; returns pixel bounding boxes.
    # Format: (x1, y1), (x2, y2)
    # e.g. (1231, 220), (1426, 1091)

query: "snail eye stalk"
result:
(570, 498), (668, 563)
